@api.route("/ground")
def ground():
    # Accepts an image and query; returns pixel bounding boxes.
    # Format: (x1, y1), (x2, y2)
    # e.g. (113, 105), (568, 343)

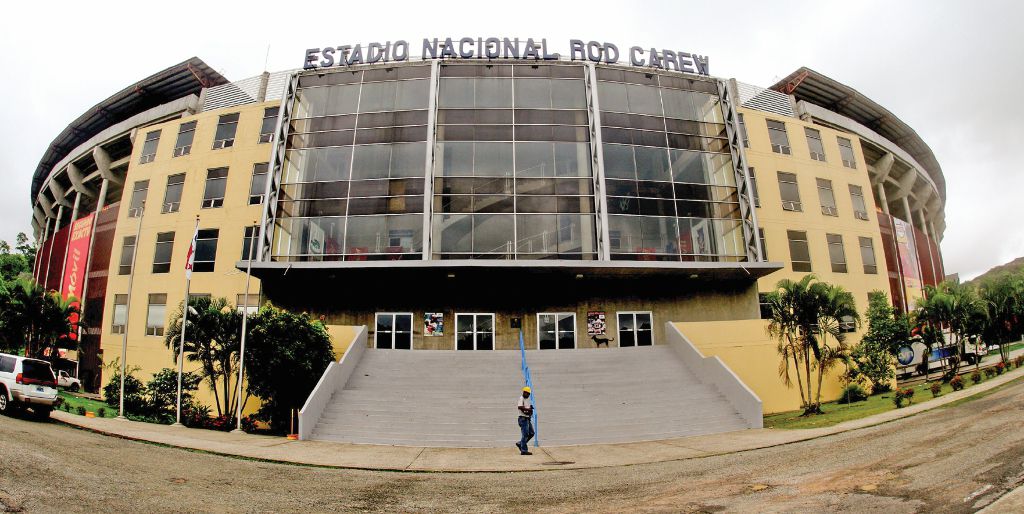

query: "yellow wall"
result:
(101, 101), (276, 411)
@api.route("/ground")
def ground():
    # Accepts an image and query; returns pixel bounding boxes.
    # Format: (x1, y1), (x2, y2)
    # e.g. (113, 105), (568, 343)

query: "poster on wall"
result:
(424, 312), (444, 336)
(60, 213), (94, 342)
(308, 220), (325, 258)
(893, 218), (921, 290)
(587, 311), (606, 335)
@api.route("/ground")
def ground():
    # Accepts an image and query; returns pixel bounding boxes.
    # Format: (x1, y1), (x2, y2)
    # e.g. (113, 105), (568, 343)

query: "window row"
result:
(293, 79), (431, 118)
(595, 81), (723, 124)
(771, 170), (870, 219)
(603, 144), (735, 186)
(607, 215), (746, 261)
(784, 230), (877, 274)
(110, 292), (262, 336)
(138, 108), (277, 164)
(117, 226), (259, 276)
(764, 118), (858, 169)
(126, 164), (268, 217)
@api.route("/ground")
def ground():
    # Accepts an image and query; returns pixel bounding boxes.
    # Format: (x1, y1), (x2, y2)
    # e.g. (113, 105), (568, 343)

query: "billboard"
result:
(60, 214), (94, 341)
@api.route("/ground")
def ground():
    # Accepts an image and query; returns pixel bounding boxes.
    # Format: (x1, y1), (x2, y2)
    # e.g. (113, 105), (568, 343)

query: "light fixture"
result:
(447, 273), (456, 279)
(689, 274), (699, 279)
(575, 274), (584, 280)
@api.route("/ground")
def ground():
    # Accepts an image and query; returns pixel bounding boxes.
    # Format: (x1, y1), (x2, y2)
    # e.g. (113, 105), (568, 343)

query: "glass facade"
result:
(270, 62), (750, 265)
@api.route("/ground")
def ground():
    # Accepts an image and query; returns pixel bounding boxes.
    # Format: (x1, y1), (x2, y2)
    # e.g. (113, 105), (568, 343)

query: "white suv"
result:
(0, 352), (58, 418)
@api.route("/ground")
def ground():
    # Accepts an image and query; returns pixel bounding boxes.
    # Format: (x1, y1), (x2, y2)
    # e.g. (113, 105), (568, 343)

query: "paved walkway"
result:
(53, 365), (1024, 473)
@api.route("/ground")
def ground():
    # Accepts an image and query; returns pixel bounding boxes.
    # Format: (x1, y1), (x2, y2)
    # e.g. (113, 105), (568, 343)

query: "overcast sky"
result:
(0, 0), (1020, 279)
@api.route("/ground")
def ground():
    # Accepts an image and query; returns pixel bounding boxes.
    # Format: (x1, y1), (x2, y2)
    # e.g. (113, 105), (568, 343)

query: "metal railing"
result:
(518, 330), (539, 447)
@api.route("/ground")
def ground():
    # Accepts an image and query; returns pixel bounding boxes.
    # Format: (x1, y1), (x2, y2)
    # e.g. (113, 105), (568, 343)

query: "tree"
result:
(853, 290), (910, 392)
(244, 304), (335, 433)
(977, 271), (1024, 365)
(15, 233), (36, 265)
(146, 368), (203, 421)
(913, 281), (987, 380)
(0, 279), (82, 359)
(164, 296), (242, 420)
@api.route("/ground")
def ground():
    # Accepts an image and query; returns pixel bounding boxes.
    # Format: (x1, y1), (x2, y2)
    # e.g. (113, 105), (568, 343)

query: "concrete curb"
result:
(53, 366), (1024, 473)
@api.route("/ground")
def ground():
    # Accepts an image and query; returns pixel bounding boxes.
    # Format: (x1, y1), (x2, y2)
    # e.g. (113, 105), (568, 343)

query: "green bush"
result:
(970, 371), (982, 384)
(996, 362), (1006, 375)
(97, 407), (106, 418)
(929, 382), (942, 397)
(837, 384), (868, 403)
(75, 406), (86, 416)
(950, 375), (964, 391)
(103, 370), (147, 414)
(1015, 355), (1024, 368)
(984, 367), (998, 378)
(145, 368), (201, 423)
(893, 388), (915, 408)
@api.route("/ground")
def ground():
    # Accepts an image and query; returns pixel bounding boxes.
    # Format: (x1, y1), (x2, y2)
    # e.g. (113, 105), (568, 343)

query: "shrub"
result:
(984, 367), (998, 378)
(102, 370), (147, 414)
(893, 388), (915, 408)
(207, 415), (232, 431)
(950, 376), (964, 391)
(971, 371), (982, 384)
(181, 402), (212, 429)
(930, 382), (942, 397)
(240, 415), (258, 433)
(145, 368), (202, 423)
(995, 362), (1006, 375)
(837, 384), (869, 403)
(97, 407), (107, 418)
(75, 406), (86, 416)
(1015, 355), (1024, 368)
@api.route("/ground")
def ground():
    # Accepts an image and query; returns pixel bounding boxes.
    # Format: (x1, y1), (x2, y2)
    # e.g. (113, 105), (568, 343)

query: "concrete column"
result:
(901, 197), (913, 226)
(38, 194), (56, 219)
(33, 217), (52, 283)
(876, 183), (890, 215)
(67, 162), (95, 199)
(42, 204), (65, 289)
(873, 152), (895, 183)
(57, 192), (82, 289)
(93, 146), (123, 186)
(48, 178), (73, 208)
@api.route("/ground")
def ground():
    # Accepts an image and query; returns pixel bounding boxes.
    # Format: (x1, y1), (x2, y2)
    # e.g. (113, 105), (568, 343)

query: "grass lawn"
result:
(763, 371), (1019, 429)
(57, 391), (117, 418)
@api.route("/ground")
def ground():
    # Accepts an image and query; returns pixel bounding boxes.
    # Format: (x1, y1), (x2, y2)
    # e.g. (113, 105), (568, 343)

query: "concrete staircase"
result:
(310, 346), (750, 447)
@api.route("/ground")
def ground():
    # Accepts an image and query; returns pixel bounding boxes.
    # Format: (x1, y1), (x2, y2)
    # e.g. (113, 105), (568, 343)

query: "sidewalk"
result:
(53, 366), (1024, 473)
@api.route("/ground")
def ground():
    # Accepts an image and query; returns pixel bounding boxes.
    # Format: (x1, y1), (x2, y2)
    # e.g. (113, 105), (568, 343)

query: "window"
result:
(118, 236), (136, 275)
(758, 227), (767, 261)
(777, 172), (802, 211)
(766, 119), (791, 155)
(173, 121), (196, 157)
(249, 163), (268, 205)
(162, 173), (185, 213)
(375, 313), (413, 349)
(839, 315), (856, 334)
(139, 130), (160, 163)
(237, 294), (260, 315)
(827, 233), (847, 273)
(737, 113), (749, 148)
(804, 127), (826, 161)
(259, 107), (277, 143)
(455, 313), (494, 350)
(859, 236), (877, 274)
(758, 293), (771, 319)
(112, 294), (128, 334)
(241, 225), (258, 261)
(146, 293), (167, 336)
(787, 230), (811, 272)
(152, 232), (175, 273)
(618, 312), (653, 347)
(748, 168), (760, 207)
(816, 178), (837, 216)
(202, 168), (228, 208)
(192, 229), (219, 273)
(838, 137), (856, 168)
(128, 180), (148, 218)
(0, 355), (15, 373)
(537, 313), (576, 350)
(213, 113), (239, 149)
(849, 184), (869, 220)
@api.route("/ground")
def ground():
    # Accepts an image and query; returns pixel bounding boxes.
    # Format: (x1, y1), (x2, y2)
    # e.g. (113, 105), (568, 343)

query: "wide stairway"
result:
(310, 346), (749, 447)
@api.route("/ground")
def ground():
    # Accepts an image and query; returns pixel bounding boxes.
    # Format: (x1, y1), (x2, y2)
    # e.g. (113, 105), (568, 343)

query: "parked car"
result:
(57, 370), (81, 392)
(0, 352), (58, 418)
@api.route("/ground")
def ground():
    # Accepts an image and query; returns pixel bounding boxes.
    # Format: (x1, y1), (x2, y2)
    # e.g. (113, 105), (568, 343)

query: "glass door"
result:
(455, 313), (494, 350)
(375, 313), (413, 349)
(617, 312), (653, 347)
(537, 313), (576, 349)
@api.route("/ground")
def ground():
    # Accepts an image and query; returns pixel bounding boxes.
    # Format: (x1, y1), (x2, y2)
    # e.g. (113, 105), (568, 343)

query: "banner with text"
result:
(60, 213), (94, 342)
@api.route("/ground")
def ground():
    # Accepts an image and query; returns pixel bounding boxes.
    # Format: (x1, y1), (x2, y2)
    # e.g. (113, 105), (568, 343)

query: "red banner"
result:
(61, 214), (94, 341)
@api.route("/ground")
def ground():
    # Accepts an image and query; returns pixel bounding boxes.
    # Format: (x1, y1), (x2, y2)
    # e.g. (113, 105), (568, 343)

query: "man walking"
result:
(517, 386), (534, 455)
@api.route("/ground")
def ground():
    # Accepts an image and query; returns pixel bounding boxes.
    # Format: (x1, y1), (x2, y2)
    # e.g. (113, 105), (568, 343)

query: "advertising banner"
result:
(60, 214), (94, 342)
(424, 313), (444, 336)
(587, 311), (606, 336)
(893, 217), (921, 290)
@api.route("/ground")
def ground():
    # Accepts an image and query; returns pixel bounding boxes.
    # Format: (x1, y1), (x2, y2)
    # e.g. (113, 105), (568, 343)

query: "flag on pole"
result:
(184, 225), (199, 279)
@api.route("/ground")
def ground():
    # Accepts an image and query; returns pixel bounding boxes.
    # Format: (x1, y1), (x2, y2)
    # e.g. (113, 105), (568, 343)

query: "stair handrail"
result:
(518, 330), (539, 447)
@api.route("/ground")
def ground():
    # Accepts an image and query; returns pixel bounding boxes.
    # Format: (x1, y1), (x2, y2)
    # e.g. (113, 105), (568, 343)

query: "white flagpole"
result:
(173, 216), (200, 426)
(118, 202), (145, 420)
(232, 221), (258, 433)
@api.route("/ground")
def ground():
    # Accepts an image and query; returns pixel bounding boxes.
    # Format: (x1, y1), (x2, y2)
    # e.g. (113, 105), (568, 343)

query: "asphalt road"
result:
(2, 380), (1023, 513)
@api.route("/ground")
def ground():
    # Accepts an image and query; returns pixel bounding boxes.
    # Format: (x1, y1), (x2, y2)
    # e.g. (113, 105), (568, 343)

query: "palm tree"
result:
(810, 283), (859, 410)
(0, 279), (82, 359)
(978, 273), (1024, 365)
(913, 281), (987, 380)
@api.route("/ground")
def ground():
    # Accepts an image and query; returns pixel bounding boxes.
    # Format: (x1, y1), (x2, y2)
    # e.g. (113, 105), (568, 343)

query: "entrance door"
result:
(617, 312), (653, 347)
(455, 313), (494, 350)
(375, 313), (413, 349)
(537, 313), (576, 349)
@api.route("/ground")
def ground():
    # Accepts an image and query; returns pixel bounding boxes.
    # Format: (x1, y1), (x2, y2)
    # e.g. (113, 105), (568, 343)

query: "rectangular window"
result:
(375, 313), (414, 349)
(537, 313), (576, 350)
(748, 167), (760, 207)
(617, 312), (653, 347)
(849, 184), (869, 220)
(173, 121), (196, 157)
(237, 294), (260, 315)
(455, 313), (495, 350)
(766, 119), (791, 155)
(816, 178), (837, 216)
(840, 315), (857, 334)
(787, 230), (811, 272)
(162, 173), (185, 213)
(139, 130), (160, 164)
(804, 127), (826, 161)
(859, 236), (877, 274)
(777, 171), (802, 211)
(212, 113), (239, 149)
(202, 167), (228, 208)
(128, 180), (149, 218)
(259, 107), (277, 143)
(827, 233), (847, 273)
(118, 236), (136, 275)
(758, 227), (767, 261)
(112, 294), (128, 334)
(146, 293), (167, 336)
(838, 137), (856, 168)
(737, 113), (749, 148)
(758, 293), (771, 320)
(152, 232), (174, 273)
(241, 225), (258, 261)
(192, 229), (219, 273)
(249, 163), (268, 205)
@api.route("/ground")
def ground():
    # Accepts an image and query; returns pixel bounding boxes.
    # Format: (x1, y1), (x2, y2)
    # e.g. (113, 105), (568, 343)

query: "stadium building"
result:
(30, 47), (946, 445)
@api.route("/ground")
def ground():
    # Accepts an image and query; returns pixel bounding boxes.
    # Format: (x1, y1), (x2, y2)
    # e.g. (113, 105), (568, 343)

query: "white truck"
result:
(57, 370), (82, 392)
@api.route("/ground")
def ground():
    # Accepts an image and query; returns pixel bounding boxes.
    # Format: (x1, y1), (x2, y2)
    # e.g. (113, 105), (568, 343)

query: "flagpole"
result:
(117, 203), (145, 420)
(232, 221), (258, 433)
(173, 215), (200, 427)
